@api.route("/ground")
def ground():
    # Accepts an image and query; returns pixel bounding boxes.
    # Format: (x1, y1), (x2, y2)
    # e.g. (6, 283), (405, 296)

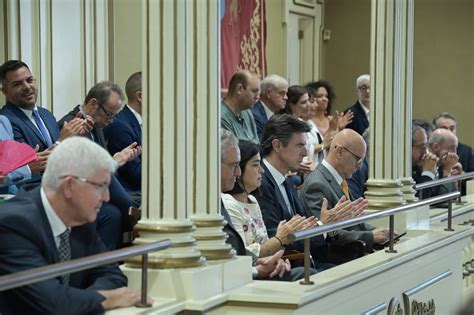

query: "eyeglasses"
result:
(59, 175), (109, 194)
(338, 145), (364, 165)
(222, 161), (240, 173)
(358, 85), (370, 92)
(99, 103), (117, 118)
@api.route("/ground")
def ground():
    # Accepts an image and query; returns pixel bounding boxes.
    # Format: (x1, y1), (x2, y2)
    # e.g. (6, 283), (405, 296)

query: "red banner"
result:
(221, 0), (267, 91)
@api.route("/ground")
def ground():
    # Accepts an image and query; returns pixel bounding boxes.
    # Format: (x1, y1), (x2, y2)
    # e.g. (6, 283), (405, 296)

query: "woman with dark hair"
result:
(221, 140), (315, 258)
(305, 80), (353, 165)
(278, 85), (311, 120)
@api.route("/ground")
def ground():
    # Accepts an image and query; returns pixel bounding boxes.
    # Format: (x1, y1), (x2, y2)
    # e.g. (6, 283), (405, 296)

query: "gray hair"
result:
(412, 124), (426, 145)
(221, 129), (238, 162)
(125, 72), (142, 101)
(432, 112), (457, 126)
(42, 137), (117, 190)
(356, 74), (370, 89)
(428, 129), (450, 147)
(260, 74), (288, 95)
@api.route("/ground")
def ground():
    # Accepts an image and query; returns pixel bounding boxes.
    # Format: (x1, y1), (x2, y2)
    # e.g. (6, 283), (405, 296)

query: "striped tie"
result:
(58, 229), (71, 285)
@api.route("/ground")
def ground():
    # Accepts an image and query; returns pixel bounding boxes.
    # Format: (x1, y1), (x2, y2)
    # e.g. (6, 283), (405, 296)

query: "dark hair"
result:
(125, 71), (142, 100)
(227, 71), (250, 96)
(305, 80), (336, 115)
(278, 85), (307, 115)
(227, 140), (261, 195)
(84, 81), (125, 106)
(0, 60), (31, 84)
(432, 112), (457, 126)
(261, 114), (311, 157)
(413, 119), (435, 134)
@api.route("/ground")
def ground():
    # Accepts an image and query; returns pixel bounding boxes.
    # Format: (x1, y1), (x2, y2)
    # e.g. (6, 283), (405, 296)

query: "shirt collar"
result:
(358, 100), (370, 116)
(260, 101), (274, 120)
(18, 105), (39, 120)
(322, 159), (343, 185)
(127, 104), (142, 126)
(263, 159), (286, 186)
(41, 187), (68, 240)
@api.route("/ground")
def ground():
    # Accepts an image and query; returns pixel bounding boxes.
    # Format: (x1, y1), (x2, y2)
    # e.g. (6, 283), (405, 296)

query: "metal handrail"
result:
(295, 192), (461, 285)
(414, 172), (474, 190)
(0, 239), (172, 307)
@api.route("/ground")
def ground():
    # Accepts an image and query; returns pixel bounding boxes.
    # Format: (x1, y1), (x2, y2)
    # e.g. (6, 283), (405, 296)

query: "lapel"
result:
(318, 163), (346, 202)
(123, 106), (142, 144)
(6, 103), (48, 147)
(26, 186), (61, 264)
(261, 163), (293, 220)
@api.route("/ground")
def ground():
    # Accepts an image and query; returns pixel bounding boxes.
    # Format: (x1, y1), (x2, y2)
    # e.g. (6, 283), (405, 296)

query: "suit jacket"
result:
(0, 185), (127, 315)
(0, 102), (60, 152)
(347, 158), (368, 200)
(0, 115), (31, 192)
(412, 165), (455, 200)
(300, 163), (375, 249)
(103, 106), (142, 191)
(58, 105), (107, 146)
(457, 142), (474, 172)
(254, 162), (329, 262)
(344, 100), (369, 135)
(251, 100), (267, 140)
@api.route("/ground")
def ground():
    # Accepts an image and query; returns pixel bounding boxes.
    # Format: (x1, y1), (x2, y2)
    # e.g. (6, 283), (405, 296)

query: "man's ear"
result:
(62, 178), (74, 199)
(136, 90), (142, 103)
(272, 139), (281, 152)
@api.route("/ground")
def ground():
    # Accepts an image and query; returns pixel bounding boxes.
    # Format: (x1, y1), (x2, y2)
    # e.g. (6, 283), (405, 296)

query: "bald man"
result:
(300, 129), (389, 251)
(221, 70), (261, 144)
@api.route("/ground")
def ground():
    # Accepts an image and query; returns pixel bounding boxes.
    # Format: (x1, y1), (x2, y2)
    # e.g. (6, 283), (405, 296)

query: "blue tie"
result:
(32, 109), (53, 147)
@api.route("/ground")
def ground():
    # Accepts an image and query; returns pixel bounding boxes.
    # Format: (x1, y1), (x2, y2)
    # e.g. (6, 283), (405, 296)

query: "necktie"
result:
(341, 179), (351, 200)
(283, 179), (296, 216)
(32, 109), (53, 147)
(58, 229), (71, 285)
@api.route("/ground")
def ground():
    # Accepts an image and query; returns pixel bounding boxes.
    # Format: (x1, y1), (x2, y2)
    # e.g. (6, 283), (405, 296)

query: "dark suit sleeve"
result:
(104, 122), (141, 190)
(0, 218), (106, 315)
(254, 182), (282, 238)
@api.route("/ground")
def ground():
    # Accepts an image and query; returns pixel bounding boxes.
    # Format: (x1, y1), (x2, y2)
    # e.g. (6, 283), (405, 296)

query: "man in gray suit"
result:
(300, 128), (389, 251)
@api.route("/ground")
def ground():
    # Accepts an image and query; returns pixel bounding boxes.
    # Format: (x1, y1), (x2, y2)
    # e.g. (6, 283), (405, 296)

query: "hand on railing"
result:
(99, 287), (155, 310)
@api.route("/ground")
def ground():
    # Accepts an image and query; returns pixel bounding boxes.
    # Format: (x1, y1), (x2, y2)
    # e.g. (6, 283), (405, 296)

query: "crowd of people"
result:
(0, 60), (472, 312)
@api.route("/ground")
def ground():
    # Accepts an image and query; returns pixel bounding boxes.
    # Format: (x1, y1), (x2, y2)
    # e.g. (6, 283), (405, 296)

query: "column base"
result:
(124, 219), (205, 268)
(364, 178), (405, 210)
(400, 177), (418, 203)
(191, 213), (236, 260)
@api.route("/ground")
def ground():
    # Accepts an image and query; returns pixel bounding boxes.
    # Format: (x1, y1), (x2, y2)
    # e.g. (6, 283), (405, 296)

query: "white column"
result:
(365, 0), (414, 210)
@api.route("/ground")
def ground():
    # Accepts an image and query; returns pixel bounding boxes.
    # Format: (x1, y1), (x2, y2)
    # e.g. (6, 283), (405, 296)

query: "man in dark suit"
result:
(300, 129), (388, 252)
(0, 60), (89, 178)
(433, 112), (474, 173)
(0, 137), (151, 314)
(251, 74), (288, 139)
(344, 74), (370, 135)
(58, 81), (141, 249)
(104, 72), (143, 192)
(255, 114), (365, 265)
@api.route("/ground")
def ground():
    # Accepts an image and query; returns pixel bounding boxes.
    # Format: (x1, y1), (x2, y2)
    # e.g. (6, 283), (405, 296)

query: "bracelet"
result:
(274, 236), (284, 247)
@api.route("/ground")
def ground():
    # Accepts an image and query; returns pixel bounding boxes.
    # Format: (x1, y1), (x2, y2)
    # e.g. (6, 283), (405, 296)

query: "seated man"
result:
(104, 72), (142, 194)
(58, 81), (141, 249)
(255, 114), (366, 267)
(0, 60), (88, 181)
(0, 115), (31, 194)
(300, 128), (389, 252)
(0, 137), (152, 314)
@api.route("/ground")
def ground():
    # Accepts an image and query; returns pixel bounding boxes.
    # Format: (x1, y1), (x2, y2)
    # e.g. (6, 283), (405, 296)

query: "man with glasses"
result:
(251, 74), (288, 139)
(221, 70), (261, 144)
(344, 74), (370, 135)
(300, 128), (389, 252)
(58, 81), (142, 250)
(0, 137), (152, 314)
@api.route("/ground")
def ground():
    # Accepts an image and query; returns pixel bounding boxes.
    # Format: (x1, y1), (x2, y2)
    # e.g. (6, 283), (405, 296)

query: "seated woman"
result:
(221, 140), (315, 258)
